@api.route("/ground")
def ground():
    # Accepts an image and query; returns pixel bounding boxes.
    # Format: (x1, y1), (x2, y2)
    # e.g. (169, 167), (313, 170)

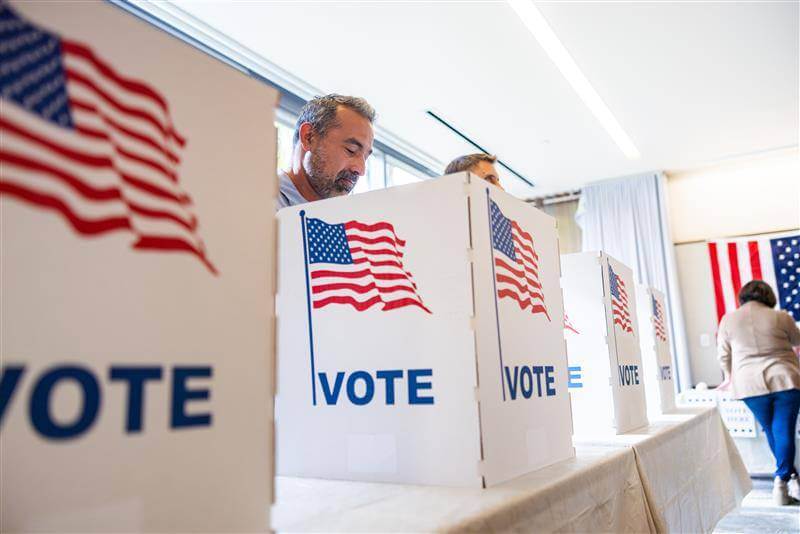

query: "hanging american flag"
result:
(304, 217), (430, 313)
(490, 199), (550, 320)
(0, 3), (216, 273)
(708, 232), (800, 323)
(652, 295), (667, 342)
(609, 263), (632, 334)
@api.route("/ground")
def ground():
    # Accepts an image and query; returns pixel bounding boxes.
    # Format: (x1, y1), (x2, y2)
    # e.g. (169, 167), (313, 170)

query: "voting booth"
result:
(1, 2), (277, 531)
(275, 173), (575, 487)
(561, 252), (648, 435)
(635, 285), (677, 417)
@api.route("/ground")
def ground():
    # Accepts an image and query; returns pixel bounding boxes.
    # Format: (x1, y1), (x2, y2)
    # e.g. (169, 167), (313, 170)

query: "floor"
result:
(715, 477), (800, 533)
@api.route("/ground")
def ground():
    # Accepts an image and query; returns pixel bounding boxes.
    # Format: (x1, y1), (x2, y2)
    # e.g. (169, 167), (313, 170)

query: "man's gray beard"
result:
(305, 151), (356, 199)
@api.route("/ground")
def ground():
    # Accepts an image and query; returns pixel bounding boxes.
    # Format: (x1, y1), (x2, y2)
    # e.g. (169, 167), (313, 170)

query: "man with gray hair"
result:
(444, 153), (504, 191)
(277, 94), (376, 210)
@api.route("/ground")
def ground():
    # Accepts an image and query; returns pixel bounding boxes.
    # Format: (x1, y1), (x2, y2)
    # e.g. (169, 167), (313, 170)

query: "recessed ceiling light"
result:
(507, 0), (641, 160)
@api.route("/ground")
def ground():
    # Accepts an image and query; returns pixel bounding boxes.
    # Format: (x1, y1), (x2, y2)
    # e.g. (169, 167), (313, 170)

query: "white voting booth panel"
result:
(1, 2), (277, 532)
(276, 173), (574, 488)
(635, 285), (677, 417)
(561, 252), (648, 435)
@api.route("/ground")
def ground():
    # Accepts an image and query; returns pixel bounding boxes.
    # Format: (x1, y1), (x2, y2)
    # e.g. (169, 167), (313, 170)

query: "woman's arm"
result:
(781, 311), (800, 347)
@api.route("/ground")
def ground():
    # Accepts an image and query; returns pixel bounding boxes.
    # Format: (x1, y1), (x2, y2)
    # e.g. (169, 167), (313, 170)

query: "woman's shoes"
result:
(774, 476), (800, 505)
(788, 474), (800, 502)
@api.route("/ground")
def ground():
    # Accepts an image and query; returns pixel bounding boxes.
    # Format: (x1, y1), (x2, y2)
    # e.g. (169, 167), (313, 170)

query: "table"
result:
(575, 408), (752, 533)
(272, 408), (749, 533)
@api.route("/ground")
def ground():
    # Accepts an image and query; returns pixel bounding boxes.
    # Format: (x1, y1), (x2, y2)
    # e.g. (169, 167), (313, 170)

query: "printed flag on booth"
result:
(304, 216), (430, 313)
(489, 199), (550, 320)
(609, 263), (633, 334)
(652, 295), (667, 342)
(708, 232), (800, 323)
(0, 3), (216, 273)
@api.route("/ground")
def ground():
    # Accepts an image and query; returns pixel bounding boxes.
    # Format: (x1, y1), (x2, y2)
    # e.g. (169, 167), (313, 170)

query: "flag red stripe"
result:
(127, 199), (197, 232)
(313, 294), (430, 313)
(74, 121), (178, 183)
(347, 234), (402, 247)
(65, 68), (184, 147)
(496, 289), (550, 319)
(0, 115), (190, 206)
(748, 241), (763, 280)
(728, 242), (742, 307)
(62, 40), (178, 130)
(0, 115), (109, 167)
(311, 268), (411, 281)
(71, 98), (180, 164)
(349, 246), (402, 258)
(383, 298), (431, 313)
(495, 274), (545, 302)
(613, 318), (632, 332)
(513, 236), (539, 264)
(495, 257), (543, 289)
(707, 243), (726, 324)
(0, 150), (121, 201)
(133, 236), (216, 275)
(0, 180), (130, 234)
(352, 256), (402, 269)
(119, 171), (190, 206)
(312, 281), (416, 295)
(344, 220), (406, 245)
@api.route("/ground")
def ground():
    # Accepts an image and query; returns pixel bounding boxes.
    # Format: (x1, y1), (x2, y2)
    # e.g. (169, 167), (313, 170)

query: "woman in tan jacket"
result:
(718, 280), (800, 505)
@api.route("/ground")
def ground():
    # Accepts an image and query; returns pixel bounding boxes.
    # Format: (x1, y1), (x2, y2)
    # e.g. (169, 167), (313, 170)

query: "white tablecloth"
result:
(273, 446), (654, 533)
(272, 408), (749, 533)
(576, 407), (752, 533)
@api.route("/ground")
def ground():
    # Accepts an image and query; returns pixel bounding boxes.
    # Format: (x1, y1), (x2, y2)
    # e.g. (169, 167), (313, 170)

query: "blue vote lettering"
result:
(618, 365), (640, 386)
(504, 364), (556, 400)
(567, 366), (583, 389)
(0, 364), (213, 440)
(317, 368), (434, 406)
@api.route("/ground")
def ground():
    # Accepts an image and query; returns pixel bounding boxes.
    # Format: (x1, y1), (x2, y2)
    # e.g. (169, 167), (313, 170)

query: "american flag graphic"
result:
(652, 295), (667, 342)
(708, 233), (800, 323)
(609, 263), (632, 334)
(0, 4), (216, 273)
(490, 199), (550, 320)
(305, 217), (430, 313)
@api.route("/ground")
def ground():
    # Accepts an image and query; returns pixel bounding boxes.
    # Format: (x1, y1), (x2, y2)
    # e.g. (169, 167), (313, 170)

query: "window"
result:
(385, 155), (427, 187)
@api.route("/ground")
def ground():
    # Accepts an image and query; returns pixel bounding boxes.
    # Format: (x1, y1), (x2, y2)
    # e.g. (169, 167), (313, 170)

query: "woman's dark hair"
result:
(738, 280), (777, 308)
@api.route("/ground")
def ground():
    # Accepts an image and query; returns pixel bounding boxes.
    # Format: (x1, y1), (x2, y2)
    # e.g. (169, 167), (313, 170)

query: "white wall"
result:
(666, 148), (800, 244)
(667, 149), (800, 386)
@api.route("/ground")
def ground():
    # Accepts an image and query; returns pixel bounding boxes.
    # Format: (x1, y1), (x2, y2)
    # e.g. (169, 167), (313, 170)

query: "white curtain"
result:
(575, 172), (692, 391)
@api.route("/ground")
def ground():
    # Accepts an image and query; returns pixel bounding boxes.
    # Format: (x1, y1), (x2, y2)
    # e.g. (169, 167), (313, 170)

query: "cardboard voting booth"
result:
(1, 2), (277, 531)
(635, 285), (677, 417)
(561, 252), (648, 435)
(275, 173), (575, 487)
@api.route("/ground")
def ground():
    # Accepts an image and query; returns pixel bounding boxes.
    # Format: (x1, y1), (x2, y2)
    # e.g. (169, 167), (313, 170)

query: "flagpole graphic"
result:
(300, 210), (318, 406)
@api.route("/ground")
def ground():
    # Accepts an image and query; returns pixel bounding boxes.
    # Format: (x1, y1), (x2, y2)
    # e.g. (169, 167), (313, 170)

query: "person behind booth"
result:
(717, 280), (800, 505)
(444, 153), (504, 191)
(277, 94), (376, 210)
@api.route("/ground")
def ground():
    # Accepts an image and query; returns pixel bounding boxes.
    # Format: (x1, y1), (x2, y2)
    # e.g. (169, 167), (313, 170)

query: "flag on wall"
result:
(0, 3), (216, 273)
(708, 232), (800, 323)
(304, 217), (431, 313)
(489, 199), (550, 320)
(609, 263), (633, 334)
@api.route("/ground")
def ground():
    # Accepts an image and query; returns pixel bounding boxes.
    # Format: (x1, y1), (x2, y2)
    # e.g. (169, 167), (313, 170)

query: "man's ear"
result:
(298, 122), (315, 151)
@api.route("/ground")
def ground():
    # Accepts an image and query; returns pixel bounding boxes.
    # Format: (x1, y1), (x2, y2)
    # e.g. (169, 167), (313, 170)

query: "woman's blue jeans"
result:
(742, 388), (800, 480)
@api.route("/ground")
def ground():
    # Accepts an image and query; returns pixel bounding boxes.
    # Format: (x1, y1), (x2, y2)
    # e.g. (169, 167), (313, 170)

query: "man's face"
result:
(302, 106), (374, 199)
(471, 160), (504, 191)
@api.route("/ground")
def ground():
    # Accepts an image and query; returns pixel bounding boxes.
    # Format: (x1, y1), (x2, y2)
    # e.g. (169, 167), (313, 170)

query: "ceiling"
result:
(167, 0), (798, 198)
